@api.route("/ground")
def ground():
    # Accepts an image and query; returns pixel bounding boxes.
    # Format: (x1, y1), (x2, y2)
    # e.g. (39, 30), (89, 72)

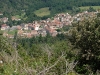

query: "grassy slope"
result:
(79, 6), (100, 10)
(34, 7), (50, 17)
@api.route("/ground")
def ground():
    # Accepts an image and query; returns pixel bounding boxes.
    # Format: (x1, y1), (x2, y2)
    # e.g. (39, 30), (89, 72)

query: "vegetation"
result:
(1, 0), (100, 75)
(79, 6), (100, 11)
(34, 7), (50, 17)
(0, 32), (77, 75)
(69, 15), (100, 74)
(1, 0), (100, 23)
(1, 14), (100, 74)
(7, 30), (17, 35)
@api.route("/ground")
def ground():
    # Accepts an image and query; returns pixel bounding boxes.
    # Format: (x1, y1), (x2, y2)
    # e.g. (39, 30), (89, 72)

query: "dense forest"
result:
(0, 0), (100, 22)
(1, 0), (100, 13)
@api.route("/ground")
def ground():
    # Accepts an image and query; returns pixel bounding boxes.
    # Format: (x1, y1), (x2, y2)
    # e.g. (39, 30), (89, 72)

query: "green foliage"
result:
(80, 6), (100, 11)
(1, 0), (100, 22)
(88, 6), (96, 12)
(57, 25), (72, 32)
(0, 33), (77, 75)
(72, 6), (81, 14)
(69, 16), (100, 74)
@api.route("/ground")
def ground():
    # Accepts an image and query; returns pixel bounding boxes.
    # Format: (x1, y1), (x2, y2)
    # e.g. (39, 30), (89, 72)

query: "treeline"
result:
(1, 0), (100, 22)
(1, 0), (100, 13)
(17, 33), (67, 48)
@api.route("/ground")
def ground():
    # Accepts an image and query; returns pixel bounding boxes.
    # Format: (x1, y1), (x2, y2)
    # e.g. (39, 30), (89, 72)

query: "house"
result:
(0, 17), (8, 23)
(24, 24), (29, 30)
(34, 23), (40, 30)
(18, 30), (24, 36)
(26, 33), (32, 38)
(28, 25), (34, 30)
(1, 17), (8, 23)
(38, 29), (47, 37)
(27, 23), (34, 30)
(1, 24), (10, 30)
(17, 25), (22, 30)
(51, 31), (57, 36)
(45, 26), (58, 36)
(31, 30), (38, 36)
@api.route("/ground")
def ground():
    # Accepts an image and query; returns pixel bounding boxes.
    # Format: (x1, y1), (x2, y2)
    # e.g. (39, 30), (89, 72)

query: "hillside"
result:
(1, 0), (100, 75)
(1, 0), (100, 15)
(0, 0), (100, 23)
(1, 14), (100, 74)
(34, 7), (50, 17)
(79, 6), (100, 10)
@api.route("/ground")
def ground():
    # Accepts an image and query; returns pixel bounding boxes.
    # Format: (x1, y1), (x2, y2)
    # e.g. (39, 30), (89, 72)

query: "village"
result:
(0, 11), (99, 38)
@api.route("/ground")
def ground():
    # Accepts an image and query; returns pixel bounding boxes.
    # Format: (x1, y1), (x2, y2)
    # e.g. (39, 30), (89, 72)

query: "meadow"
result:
(79, 6), (100, 11)
(34, 7), (50, 17)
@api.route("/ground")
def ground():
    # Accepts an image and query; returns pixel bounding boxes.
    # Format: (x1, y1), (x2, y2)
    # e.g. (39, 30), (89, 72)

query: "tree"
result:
(72, 6), (81, 14)
(69, 16), (100, 74)
(88, 6), (96, 12)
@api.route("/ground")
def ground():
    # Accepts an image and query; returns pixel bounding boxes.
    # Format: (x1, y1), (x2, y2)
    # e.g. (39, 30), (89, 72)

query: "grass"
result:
(0, 30), (3, 35)
(34, 7), (50, 17)
(14, 15), (21, 18)
(79, 6), (100, 10)
(7, 30), (17, 35)
(13, 12), (26, 20)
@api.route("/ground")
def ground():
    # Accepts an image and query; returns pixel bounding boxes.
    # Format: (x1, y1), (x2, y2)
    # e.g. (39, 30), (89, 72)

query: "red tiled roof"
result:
(1, 24), (7, 27)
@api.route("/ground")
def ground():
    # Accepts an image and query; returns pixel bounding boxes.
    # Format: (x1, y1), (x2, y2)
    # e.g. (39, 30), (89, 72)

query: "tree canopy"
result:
(69, 15), (100, 74)
(1, 0), (100, 21)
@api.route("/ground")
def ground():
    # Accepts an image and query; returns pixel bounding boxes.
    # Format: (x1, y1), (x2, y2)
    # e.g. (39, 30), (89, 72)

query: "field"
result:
(34, 7), (50, 17)
(79, 6), (100, 10)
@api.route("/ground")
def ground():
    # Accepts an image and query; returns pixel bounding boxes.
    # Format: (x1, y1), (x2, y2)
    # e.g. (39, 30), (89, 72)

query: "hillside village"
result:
(0, 11), (99, 38)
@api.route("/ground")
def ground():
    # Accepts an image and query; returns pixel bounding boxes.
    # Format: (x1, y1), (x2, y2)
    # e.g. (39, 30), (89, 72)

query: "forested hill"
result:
(1, 0), (100, 14)
(0, 0), (100, 23)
